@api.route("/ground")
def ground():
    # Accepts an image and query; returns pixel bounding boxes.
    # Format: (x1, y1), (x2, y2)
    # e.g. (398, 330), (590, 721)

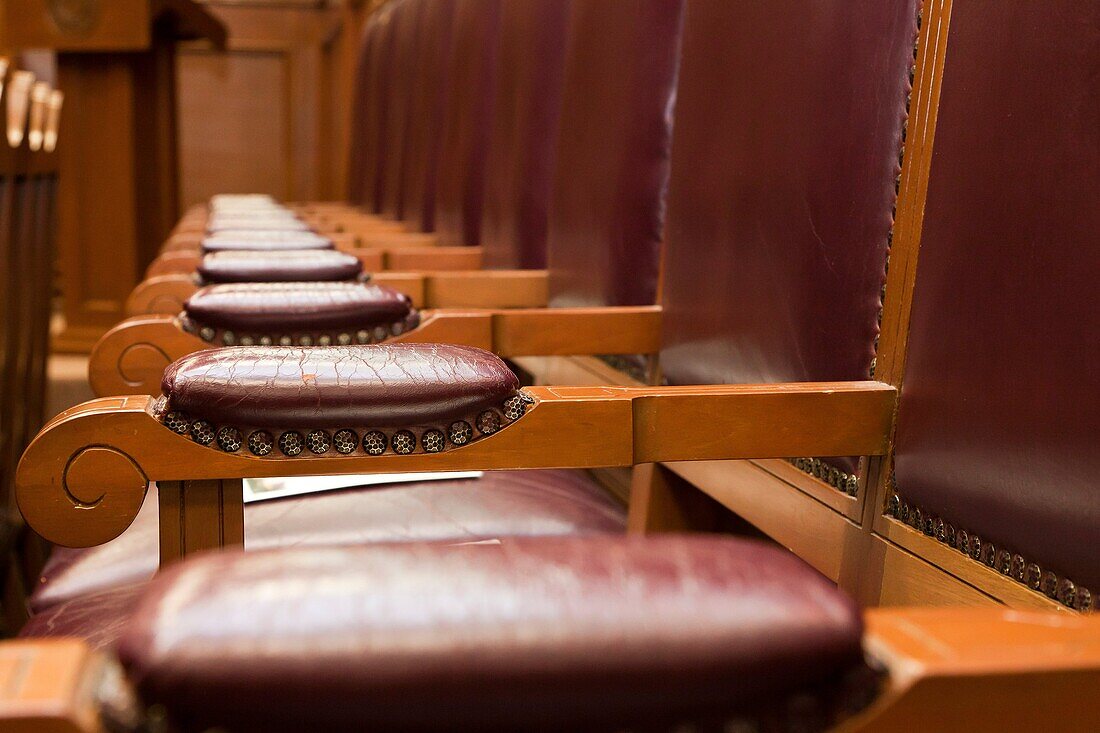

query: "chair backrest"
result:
(431, 0), (503, 248)
(395, 0), (456, 233)
(657, 0), (919, 481)
(477, 0), (570, 269)
(347, 10), (383, 208)
(892, 1), (1099, 606)
(545, 0), (683, 308)
(376, 0), (424, 222)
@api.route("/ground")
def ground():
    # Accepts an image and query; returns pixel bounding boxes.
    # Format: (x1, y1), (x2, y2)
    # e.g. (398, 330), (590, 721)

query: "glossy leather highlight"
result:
(201, 230), (333, 252)
(197, 250), (363, 284)
(161, 344), (520, 428)
(894, 0), (1100, 592)
(30, 471), (626, 613)
(116, 535), (863, 732)
(183, 282), (410, 333)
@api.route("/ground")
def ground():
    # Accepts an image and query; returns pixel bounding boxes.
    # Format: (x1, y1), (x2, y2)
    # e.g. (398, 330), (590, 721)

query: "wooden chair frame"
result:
(16, 380), (894, 565)
(88, 305), (662, 397)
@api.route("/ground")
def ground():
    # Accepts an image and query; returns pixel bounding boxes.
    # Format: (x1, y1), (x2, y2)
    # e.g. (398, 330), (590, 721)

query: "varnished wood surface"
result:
(0, 639), (115, 733)
(16, 382), (894, 554)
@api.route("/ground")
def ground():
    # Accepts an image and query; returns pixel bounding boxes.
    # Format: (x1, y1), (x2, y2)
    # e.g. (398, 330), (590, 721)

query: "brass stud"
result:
(1026, 564), (1042, 590)
(968, 535), (982, 561)
(222, 331), (236, 346)
(391, 321), (404, 336)
(337, 333), (352, 346)
(844, 475), (859, 496)
(356, 330), (370, 344)
(305, 430), (330, 455)
(955, 529), (969, 554)
(391, 430), (415, 454)
(1041, 571), (1059, 599)
(448, 421), (472, 446)
(373, 326), (388, 342)
(422, 429), (445, 453)
(910, 507), (923, 531)
(333, 429), (358, 454)
(279, 336), (293, 346)
(887, 494), (900, 516)
(1057, 578), (1077, 608)
(933, 518), (946, 543)
(944, 523), (956, 547)
(200, 327), (216, 342)
(476, 410), (501, 435)
(278, 431), (304, 457)
(190, 420), (215, 446)
(163, 411), (190, 435)
(996, 550), (1013, 576)
(299, 335), (313, 346)
(317, 335), (332, 346)
(1076, 587), (1093, 613)
(363, 430), (387, 455)
(503, 395), (526, 420)
(248, 431), (274, 456)
(240, 335), (255, 346)
(216, 427), (242, 452)
(259, 336), (273, 346)
(980, 542), (996, 568)
(1011, 555), (1027, 582)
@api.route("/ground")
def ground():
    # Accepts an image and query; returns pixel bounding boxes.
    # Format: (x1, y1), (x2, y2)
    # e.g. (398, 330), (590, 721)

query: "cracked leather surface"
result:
(202, 230), (333, 252)
(114, 535), (862, 732)
(183, 282), (410, 332)
(197, 249), (363, 284)
(20, 583), (146, 652)
(162, 344), (520, 428)
(30, 471), (625, 613)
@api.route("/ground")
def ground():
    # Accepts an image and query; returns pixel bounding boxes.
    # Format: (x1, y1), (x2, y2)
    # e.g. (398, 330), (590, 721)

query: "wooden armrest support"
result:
(0, 640), (139, 733)
(125, 275), (197, 316)
(845, 607), (1100, 730)
(17, 382), (894, 557)
(91, 306), (660, 397)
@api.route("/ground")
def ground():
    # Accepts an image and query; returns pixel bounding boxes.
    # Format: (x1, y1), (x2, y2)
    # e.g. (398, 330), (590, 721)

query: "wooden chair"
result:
(90, 0), (679, 398)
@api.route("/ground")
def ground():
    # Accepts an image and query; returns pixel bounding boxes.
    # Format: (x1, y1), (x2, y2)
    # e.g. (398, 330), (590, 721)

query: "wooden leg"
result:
(628, 463), (718, 534)
(158, 479), (244, 566)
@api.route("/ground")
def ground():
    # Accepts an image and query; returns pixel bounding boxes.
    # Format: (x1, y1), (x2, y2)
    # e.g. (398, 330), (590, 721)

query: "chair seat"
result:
(197, 249), (363, 284)
(159, 344), (522, 433)
(202, 230), (332, 252)
(181, 282), (415, 347)
(111, 535), (863, 732)
(28, 470), (625, 615)
(206, 217), (311, 234)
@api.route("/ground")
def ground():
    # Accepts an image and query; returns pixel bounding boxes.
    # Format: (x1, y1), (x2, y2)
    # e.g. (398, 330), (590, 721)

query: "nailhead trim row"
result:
(155, 391), (533, 459)
(887, 492), (1094, 613)
(788, 457), (860, 497)
(179, 311), (421, 348)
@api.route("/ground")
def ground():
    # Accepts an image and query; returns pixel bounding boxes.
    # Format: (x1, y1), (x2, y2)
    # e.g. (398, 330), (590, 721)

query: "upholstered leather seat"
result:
(26, 471), (626, 617)
(197, 249), (363, 284)
(180, 284), (419, 350)
(206, 217), (311, 234)
(202, 230), (332, 252)
(106, 535), (862, 732)
(159, 345), (521, 434)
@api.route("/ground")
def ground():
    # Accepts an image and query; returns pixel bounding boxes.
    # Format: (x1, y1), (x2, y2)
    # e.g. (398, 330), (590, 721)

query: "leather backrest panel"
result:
(432, 0), (503, 247)
(545, 0), (683, 307)
(478, 0), (570, 269)
(894, 1), (1100, 594)
(377, 0), (422, 221)
(659, 0), (918, 392)
(395, 0), (456, 233)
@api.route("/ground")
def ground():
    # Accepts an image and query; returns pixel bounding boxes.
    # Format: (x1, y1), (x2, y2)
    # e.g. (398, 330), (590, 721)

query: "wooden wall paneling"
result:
(175, 4), (346, 210)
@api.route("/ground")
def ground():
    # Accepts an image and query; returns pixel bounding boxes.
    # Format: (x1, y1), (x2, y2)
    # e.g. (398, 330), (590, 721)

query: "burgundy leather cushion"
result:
(20, 583), (146, 652)
(30, 471), (625, 614)
(432, 0), (502, 248)
(183, 282), (410, 334)
(197, 250), (363, 284)
(202, 231), (333, 252)
(397, 0), (456, 234)
(162, 344), (520, 428)
(206, 218), (310, 235)
(353, 3), (398, 212)
(117, 535), (861, 732)
(479, 0), (569, 269)
(545, 0), (682, 308)
(893, 1), (1100, 593)
(658, 0), (918, 474)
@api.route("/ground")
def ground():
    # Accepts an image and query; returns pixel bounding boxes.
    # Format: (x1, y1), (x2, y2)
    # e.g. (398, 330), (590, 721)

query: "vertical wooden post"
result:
(158, 478), (244, 566)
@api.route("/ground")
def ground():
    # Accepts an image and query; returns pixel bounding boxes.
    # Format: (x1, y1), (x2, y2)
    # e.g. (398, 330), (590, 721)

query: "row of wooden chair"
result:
(0, 0), (1096, 730)
(0, 58), (62, 636)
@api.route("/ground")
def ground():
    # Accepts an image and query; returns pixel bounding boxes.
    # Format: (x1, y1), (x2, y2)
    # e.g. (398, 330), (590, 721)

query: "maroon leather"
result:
(206, 218), (310, 235)
(162, 344), (520, 428)
(201, 231), (333, 252)
(356, 4), (398, 213)
(117, 535), (862, 732)
(658, 0), (917, 474)
(183, 282), (411, 333)
(20, 583), (146, 652)
(397, 0), (456, 233)
(30, 471), (625, 613)
(378, 0), (426, 222)
(432, 0), (502, 248)
(478, 0), (569, 269)
(893, 1), (1100, 591)
(197, 250), (363, 284)
(545, 0), (682, 307)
